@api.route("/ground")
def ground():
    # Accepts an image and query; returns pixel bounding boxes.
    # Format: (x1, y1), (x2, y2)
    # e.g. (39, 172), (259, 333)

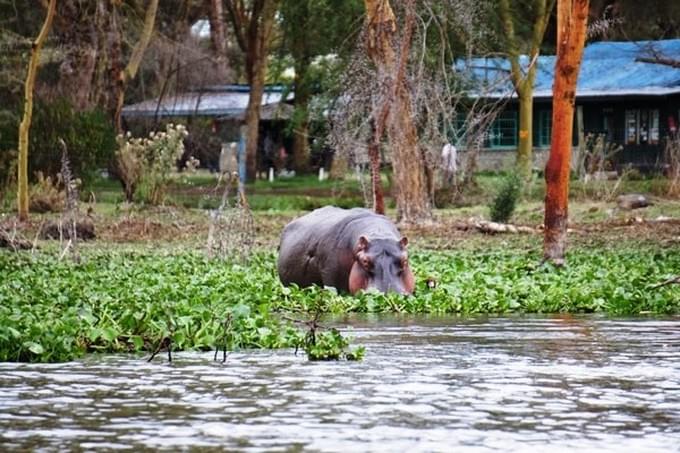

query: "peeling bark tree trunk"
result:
(368, 117), (386, 214)
(543, 0), (589, 265)
(17, 0), (57, 221)
(113, 0), (159, 133)
(364, 0), (430, 222)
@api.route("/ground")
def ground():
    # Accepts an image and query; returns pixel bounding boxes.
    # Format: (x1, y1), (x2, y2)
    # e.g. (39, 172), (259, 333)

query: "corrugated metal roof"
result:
(457, 39), (680, 99)
(122, 85), (294, 119)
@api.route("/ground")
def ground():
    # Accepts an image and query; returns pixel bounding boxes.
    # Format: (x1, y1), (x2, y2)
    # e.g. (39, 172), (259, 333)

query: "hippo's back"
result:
(277, 207), (398, 291)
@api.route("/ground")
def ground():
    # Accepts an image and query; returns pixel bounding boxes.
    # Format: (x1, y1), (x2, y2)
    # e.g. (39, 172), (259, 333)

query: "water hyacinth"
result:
(1, 245), (678, 363)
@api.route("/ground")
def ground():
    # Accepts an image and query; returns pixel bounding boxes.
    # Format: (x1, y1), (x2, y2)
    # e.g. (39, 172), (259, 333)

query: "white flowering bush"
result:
(115, 123), (190, 204)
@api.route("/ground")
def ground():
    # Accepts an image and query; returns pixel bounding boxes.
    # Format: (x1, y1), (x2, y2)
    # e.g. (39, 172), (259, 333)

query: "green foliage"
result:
(116, 123), (189, 204)
(0, 99), (116, 187)
(489, 173), (522, 222)
(0, 109), (19, 189)
(1, 245), (678, 363)
(305, 328), (365, 361)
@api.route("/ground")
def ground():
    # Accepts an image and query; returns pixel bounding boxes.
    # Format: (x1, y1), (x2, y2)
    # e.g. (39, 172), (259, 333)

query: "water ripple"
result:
(1, 316), (679, 451)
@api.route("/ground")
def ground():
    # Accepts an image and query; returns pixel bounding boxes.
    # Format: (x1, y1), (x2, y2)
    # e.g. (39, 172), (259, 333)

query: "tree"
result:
(17, 0), (57, 221)
(543, 0), (589, 265)
(498, 0), (555, 182)
(113, 0), (160, 133)
(364, 0), (430, 222)
(225, 0), (280, 181)
(279, 0), (363, 174)
(206, 0), (229, 77)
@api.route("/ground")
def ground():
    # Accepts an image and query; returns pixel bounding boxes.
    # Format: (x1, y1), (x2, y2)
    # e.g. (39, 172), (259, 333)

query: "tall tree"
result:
(225, 0), (280, 181)
(364, 0), (430, 222)
(17, 0), (57, 221)
(543, 0), (589, 265)
(280, 0), (363, 174)
(206, 0), (229, 77)
(113, 0), (159, 132)
(498, 0), (555, 182)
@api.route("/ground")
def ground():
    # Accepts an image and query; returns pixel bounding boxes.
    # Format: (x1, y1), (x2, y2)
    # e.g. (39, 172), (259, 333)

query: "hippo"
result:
(277, 206), (415, 295)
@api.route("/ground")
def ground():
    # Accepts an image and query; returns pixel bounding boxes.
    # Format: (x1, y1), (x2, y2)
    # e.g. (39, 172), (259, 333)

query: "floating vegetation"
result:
(0, 245), (678, 362)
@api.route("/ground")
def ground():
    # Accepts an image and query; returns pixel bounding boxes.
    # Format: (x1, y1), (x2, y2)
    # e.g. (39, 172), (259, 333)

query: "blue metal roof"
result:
(457, 39), (680, 98)
(122, 84), (293, 119)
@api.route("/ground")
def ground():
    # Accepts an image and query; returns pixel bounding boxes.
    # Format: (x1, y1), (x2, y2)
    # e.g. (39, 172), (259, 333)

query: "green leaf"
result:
(24, 342), (44, 355)
(101, 327), (118, 343)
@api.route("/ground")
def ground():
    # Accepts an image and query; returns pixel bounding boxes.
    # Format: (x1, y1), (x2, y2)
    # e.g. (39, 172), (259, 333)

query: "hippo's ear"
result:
(357, 235), (370, 251)
(399, 237), (409, 249)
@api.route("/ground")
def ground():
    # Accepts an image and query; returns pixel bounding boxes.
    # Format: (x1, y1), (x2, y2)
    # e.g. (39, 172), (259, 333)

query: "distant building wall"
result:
(458, 147), (581, 172)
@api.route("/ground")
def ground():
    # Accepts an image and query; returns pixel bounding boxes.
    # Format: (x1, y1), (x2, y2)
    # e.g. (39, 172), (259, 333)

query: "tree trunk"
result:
(206, 0), (229, 77)
(244, 65), (265, 180)
(368, 119), (385, 214)
(17, 0), (57, 222)
(54, 1), (98, 111)
(364, 0), (430, 222)
(113, 0), (159, 133)
(516, 84), (534, 181)
(92, 0), (118, 117)
(329, 153), (348, 179)
(390, 80), (430, 222)
(499, 0), (554, 183)
(543, 0), (589, 265)
(291, 56), (311, 174)
(240, 0), (278, 182)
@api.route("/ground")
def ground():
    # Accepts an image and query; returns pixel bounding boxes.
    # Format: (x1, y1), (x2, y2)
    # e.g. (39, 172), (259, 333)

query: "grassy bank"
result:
(2, 244), (678, 362)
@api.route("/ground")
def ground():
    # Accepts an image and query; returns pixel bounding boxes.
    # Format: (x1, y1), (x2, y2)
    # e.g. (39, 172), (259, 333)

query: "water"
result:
(1, 316), (680, 452)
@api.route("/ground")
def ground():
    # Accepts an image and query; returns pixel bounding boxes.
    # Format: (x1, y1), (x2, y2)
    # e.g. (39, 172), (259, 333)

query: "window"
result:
(625, 108), (659, 145)
(487, 111), (518, 148)
(538, 110), (551, 147)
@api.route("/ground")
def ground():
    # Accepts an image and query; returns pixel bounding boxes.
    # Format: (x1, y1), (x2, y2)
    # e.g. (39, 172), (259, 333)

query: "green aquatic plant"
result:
(0, 245), (678, 363)
(305, 328), (365, 361)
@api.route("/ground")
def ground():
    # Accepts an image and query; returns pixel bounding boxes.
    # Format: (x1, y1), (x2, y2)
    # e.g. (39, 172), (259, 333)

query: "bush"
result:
(29, 172), (64, 213)
(115, 123), (189, 204)
(0, 99), (116, 188)
(0, 108), (19, 188)
(489, 173), (522, 223)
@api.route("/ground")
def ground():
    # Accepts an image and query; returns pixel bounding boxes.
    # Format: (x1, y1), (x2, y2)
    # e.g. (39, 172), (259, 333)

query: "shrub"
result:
(0, 108), (19, 189)
(29, 99), (116, 186)
(29, 172), (64, 213)
(489, 173), (522, 223)
(115, 123), (189, 204)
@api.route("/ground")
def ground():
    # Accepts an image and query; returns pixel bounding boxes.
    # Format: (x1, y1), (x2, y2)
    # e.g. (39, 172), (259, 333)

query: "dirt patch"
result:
(2, 207), (678, 252)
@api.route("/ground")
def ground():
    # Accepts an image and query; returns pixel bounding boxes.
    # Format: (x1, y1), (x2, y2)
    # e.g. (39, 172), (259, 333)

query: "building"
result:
(457, 39), (680, 172)
(121, 84), (294, 171)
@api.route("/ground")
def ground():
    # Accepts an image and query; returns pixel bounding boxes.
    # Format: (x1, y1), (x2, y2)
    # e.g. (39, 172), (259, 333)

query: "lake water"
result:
(1, 316), (679, 452)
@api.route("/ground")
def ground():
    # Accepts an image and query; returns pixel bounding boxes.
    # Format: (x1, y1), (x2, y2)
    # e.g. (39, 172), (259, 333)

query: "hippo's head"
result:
(348, 236), (415, 295)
